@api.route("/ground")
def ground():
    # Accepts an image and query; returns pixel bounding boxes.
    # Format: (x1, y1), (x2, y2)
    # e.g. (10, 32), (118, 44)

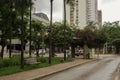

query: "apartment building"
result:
(66, 0), (98, 29)
(97, 10), (102, 28)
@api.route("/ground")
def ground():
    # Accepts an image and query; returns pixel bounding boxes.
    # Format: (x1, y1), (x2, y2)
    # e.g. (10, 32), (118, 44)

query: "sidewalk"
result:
(0, 58), (96, 80)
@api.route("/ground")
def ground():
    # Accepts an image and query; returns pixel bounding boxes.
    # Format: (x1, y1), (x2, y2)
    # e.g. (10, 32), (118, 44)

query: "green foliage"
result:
(76, 27), (96, 47)
(0, 66), (23, 76)
(0, 57), (20, 68)
(0, 58), (4, 68)
(31, 21), (47, 49)
(51, 22), (75, 48)
(103, 21), (120, 43)
(75, 27), (108, 48)
(112, 39), (120, 46)
(0, 57), (73, 76)
(37, 57), (47, 63)
(0, 0), (30, 58)
(67, 0), (75, 6)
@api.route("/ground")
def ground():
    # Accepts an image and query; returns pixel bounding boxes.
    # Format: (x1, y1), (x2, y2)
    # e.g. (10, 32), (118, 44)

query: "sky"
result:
(33, 0), (120, 23)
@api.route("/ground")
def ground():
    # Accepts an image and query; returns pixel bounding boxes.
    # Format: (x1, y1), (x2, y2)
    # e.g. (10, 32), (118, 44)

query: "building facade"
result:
(97, 10), (102, 29)
(66, 0), (98, 29)
(5, 13), (49, 52)
(32, 12), (49, 25)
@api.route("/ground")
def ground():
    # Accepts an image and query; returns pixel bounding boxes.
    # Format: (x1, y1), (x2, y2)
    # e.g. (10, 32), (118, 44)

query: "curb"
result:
(29, 59), (97, 80)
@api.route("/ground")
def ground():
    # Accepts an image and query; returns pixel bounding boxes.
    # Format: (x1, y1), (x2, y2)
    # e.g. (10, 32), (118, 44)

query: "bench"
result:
(25, 58), (41, 65)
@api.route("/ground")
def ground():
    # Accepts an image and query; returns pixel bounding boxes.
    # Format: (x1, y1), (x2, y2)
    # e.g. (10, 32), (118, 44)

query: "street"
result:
(40, 55), (120, 80)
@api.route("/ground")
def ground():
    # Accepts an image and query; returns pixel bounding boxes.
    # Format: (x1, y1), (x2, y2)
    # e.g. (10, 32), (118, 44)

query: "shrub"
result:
(0, 58), (4, 68)
(3, 59), (13, 67)
(11, 57), (20, 65)
(0, 57), (20, 68)
(37, 57), (47, 63)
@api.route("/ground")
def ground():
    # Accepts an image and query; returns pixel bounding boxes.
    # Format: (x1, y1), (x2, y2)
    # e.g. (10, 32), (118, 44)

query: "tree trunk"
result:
(0, 45), (5, 58)
(29, 0), (32, 57)
(36, 50), (39, 57)
(71, 45), (75, 58)
(83, 44), (88, 59)
(9, 0), (13, 58)
(20, 0), (25, 69)
(63, 0), (67, 61)
(0, 35), (6, 58)
(35, 41), (39, 57)
(52, 46), (55, 57)
(49, 0), (53, 64)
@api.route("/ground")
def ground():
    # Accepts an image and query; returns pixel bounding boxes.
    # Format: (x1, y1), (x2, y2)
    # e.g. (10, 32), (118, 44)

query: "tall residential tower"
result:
(66, 0), (98, 29)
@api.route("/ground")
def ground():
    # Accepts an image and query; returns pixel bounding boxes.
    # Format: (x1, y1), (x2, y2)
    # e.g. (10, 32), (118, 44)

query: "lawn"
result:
(0, 57), (73, 76)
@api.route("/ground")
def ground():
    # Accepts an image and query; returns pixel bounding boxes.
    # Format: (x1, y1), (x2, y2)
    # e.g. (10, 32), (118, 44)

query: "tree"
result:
(63, 0), (67, 60)
(0, 0), (29, 58)
(20, 0), (25, 69)
(29, 0), (35, 57)
(62, 0), (75, 60)
(0, 0), (11, 58)
(49, 0), (54, 64)
(86, 21), (97, 30)
(14, 0), (30, 69)
(103, 21), (120, 54)
(31, 21), (46, 57)
(50, 23), (74, 57)
(8, 0), (13, 58)
(75, 27), (108, 59)
(112, 39), (120, 54)
(29, 0), (32, 57)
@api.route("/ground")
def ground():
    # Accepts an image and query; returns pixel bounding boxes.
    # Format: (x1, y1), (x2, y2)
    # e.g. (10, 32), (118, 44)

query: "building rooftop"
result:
(33, 13), (49, 21)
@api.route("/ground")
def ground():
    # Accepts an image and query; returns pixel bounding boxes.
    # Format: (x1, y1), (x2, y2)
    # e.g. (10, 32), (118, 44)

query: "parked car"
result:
(75, 50), (83, 56)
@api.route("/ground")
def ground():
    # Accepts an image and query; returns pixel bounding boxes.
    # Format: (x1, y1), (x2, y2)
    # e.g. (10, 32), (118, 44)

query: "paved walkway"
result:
(0, 58), (95, 80)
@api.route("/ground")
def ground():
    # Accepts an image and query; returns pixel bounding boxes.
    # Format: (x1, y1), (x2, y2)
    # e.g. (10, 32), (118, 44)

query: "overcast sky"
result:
(33, 0), (120, 23)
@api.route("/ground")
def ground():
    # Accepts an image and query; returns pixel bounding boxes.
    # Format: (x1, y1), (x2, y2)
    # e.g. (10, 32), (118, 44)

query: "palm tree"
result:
(63, 0), (75, 60)
(20, 0), (25, 69)
(29, 0), (32, 57)
(9, 0), (13, 58)
(49, 0), (54, 64)
(63, 0), (67, 61)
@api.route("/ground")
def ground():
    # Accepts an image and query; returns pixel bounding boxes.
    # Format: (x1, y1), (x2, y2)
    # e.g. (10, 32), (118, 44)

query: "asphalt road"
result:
(40, 55), (120, 80)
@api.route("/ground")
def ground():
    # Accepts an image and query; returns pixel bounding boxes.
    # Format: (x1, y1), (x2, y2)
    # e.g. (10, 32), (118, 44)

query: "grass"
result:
(0, 66), (23, 76)
(0, 57), (73, 76)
